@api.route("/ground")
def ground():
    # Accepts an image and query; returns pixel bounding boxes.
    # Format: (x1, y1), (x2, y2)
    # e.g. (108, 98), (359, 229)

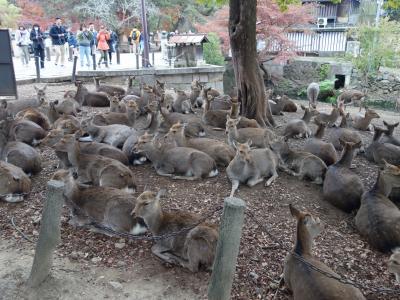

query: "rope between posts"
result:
(245, 210), (400, 295)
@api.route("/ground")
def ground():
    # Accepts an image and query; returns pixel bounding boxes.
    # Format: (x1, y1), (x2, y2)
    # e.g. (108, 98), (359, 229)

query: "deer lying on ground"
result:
(0, 161), (31, 203)
(352, 108), (380, 131)
(269, 96), (286, 116)
(161, 107), (206, 137)
(109, 95), (126, 113)
(126, 76), (142, 96)
(284, 205), (366, 300)
(323, 140), (364, 212)
(75, 81), (110, 107)
(355, 161), (400, 252)
(282, 95), (297, 112)
(43, 129), (129, 166)
(0, 120), (42, 175)
(314, 103), (340, 127)
(53, 115), (80, 134)
(53, 134), (136, 190)
(209, 95), (232, 111)
(388, 248), (400, 283)
(53, 98), (79, 116)
(6, 117), (47, 146)
(93, 100), (139, 127)
(365, 126), (400, 166)
(168, 90), (192, 114)
(225, 116), (274, 148)
(303, 120), (337, 166)
(134, 132), (218, 180)
(80, 119), (137, 148)
(132, 189), (218, 272)
(337, 89), (365, 111)
(226, 140), (279, 197)
(328, 109), (363, 151)
(283, 105), (319, 139)
(307, 82), (319, 109)
(271, 136), (327, 184)
(94, 77), (126, 97)
(143, 101), (161, 134)
(190, 79), (203, 108)
(381, 120), (400, 146)
(52, 170), (146, 235)
(165, 122), (234, 167)
(3, 85), (47, 116)
(123, 87), (155, 115)
(15, 107), (50, 131)
(64, 90), (76, 99)
(202, 86), (220, 105)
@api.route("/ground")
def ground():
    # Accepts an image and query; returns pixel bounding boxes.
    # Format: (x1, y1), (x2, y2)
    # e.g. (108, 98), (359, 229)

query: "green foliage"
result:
(203, 32), (225, 65)
(0, 0), (21, 28)
(350, 18), (400, 79)
(318, 64), (331, 81)
(197, 0), (301, 11)
(297, 80), (338, 103)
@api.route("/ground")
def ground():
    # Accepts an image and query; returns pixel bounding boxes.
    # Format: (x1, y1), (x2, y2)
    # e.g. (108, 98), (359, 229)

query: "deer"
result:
(352, 108), (380, 131)
(355, 161), (400, 252)
(283, 105), (319, 139)
(93, 100), (139, 127)
(52, 98), (79, 116)
(190, 79), (203, 108)
(323, 139), (364, 212)
(3, 85), (47, 116)
(226, 140), (279, 197)
(126, 76), (142, 96)
(143, 100), (161, 134)
(123, 87), (155, 115)
(165, 122), (235, 167)
(74, 81), (110, 107)
(93, 77), (126, 97)
(303, 120), (337, 166)
(225, 116), (274, 148)
(281, 95), (297, 112)
(80, 119), (137, 148)
(202, 86), (220, 104)
(381, 120), (400, 146)
(131, 189), (218, 272)
(53, 115), (80, 134)
(109, 95), (126, 113)
(15, 107), (50, 131)
(52, 170), (146, 235)
(269, 96), (286, 116)
(134, 132), (218, 180)
(270, 136), (327, 184)
(365, 126), (400, 166)
(6, 117), (46, 146)
(337, 89), (365, 111)
(160, 107), (206, 137)
(0, 120), (42, 175)
(209, 95), (232, 111)
(284, 204), (366, 300)
(171, 90), (193, 114)
(53, 133), (136, 191)
(314, 103), (340, 127)
(0, 161), (31, 203)
(388, 248), (400, 283)
(307, 82), (319, 109)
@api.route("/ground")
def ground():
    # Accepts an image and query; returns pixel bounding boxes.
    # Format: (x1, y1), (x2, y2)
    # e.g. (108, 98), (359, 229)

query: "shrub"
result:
(203, 32), (225, 66)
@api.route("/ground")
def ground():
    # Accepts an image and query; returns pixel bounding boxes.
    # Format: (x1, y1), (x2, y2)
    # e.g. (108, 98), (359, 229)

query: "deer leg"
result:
(230, 180), (240, 197)
(265, 171), (278, 187)
(172, 175), (197, 181)
(155, 169), (173, 177)
(247, 177), (264, 187)
(151, 244), (180, 265)
(278, 163), (296, 176)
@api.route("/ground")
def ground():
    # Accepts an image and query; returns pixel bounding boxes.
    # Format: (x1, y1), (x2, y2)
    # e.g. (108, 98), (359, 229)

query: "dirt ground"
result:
(1, 81), (400, 300)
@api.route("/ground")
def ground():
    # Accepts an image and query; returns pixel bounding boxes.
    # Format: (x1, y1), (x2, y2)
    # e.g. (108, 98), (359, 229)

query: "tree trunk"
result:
(229, 0), (275, 127)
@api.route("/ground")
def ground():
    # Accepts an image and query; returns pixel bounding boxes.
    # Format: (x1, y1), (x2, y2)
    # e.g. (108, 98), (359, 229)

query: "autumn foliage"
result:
(16, 0), (47, 28)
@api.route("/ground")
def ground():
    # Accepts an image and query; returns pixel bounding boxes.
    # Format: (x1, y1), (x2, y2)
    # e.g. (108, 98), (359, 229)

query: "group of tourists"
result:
(14, 17), (121, 69)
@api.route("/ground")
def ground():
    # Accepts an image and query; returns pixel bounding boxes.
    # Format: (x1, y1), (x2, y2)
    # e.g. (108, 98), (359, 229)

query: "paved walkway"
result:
(13, 52), (170, 82)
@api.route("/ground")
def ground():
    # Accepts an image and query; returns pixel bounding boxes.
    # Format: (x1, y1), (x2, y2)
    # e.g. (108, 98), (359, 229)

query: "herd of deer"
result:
(0, 77), (399, 299)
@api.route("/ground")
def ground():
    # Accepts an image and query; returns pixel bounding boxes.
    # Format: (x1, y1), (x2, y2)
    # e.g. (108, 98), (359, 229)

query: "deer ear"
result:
(247, 139), (253, 147)
(289, 204), (301, 219)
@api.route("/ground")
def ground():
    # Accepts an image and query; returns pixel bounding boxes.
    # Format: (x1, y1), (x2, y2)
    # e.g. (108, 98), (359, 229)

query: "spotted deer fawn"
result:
(284, 204), (365, 300)
(132, 189), (218, 272)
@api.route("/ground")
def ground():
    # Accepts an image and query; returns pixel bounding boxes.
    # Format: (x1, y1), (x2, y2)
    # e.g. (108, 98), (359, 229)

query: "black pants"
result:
(34, 47), (45, 68)
(108, 51), (112, 63)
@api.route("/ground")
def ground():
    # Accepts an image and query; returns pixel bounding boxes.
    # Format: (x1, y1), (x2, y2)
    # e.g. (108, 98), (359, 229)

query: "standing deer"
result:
(307, 82), (319, 109)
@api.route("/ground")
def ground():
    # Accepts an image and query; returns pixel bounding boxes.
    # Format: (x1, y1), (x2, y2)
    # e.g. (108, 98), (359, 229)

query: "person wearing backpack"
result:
(130, 28), (140, 52)
(77, 24), (93, 67)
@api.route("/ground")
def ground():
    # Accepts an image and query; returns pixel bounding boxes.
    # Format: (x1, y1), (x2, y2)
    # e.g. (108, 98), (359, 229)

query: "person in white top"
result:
(15, 25), (30, 65)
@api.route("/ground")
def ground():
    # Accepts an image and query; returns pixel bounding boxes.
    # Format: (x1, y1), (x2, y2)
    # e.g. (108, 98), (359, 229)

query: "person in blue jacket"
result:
(49, 17), (67, 67)
(30, 23), (46, 68)
(107, 28), (118, 64)
(67, 29), (78, 60)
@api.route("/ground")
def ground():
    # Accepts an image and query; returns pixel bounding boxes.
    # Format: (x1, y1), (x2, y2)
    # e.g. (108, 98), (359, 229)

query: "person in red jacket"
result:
(97, 26), (110, 68)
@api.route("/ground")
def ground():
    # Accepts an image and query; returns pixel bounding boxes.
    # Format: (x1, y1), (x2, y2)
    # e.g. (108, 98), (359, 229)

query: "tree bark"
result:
(229, 0), (275, 127)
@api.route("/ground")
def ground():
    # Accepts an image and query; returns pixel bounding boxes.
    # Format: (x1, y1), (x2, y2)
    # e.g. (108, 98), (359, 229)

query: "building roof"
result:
(169, 34), (209, 45)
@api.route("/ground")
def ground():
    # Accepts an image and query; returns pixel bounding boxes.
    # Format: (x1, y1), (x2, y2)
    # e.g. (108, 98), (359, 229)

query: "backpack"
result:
(132, 30), (137, 41)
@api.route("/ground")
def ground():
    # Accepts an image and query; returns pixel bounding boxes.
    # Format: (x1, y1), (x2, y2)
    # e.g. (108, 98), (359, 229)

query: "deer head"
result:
(225, 116), (240, 134)
(232, 141), (253, 163)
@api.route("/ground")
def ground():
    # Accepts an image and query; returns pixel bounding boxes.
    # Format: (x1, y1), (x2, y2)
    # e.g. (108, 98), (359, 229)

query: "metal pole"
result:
(92, 54), (96, 70)
(116, 45), (120, 65)
(141, 0), (150, 68)
(34, 56), (41, 83)
(72, 55), (78, 82)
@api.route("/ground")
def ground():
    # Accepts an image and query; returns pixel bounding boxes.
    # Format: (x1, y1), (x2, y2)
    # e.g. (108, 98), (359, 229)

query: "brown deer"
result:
(202, 86), (220, 104)
(109, 95), (126, 113)
(53, 134), (136, 191)
(352, 108), (380, 131)
(134, 132), (218, 180)
(303, 120), (337, 166)
(282, 95), (297, 112)
(126, 76), (142, 96)
(190, 79), (203, 108)
(388, 248), (400, 283)
(52, 98), (79, 116)
(381, 120), (400, 146)
(270, 136), (327, 184)
(307, 82), (319, 109)
(165, 122), (234, 167)
(225, 116), (274, 148)
(160, 107), (206, 137)
(209, 95), (232, 111)
(93, 100), (139, 126)
(143, 101), (161, 134)
(284, 204), (365, 300)
(6, 117), (46, 146)
(132, 189), (218, 272)
(53, 115), (80, 134)
(226, 140), (279, 197)
(323, 140), (364, 212)
(75, 81), (110, 107)
(365, 126), (400, 166)
(0, 120), (42, 175)
(4, 85), (47, 116)
(171, 90), (193, 114)
(269, 96), (286, 116)
(15, 107), (50, 131)
(314, 103), (340, 127)
(52, 170), (146, 235)
(355, 161), (400, 252)
(94, 77), (126, 97)
(337, 89), (365, 111)
(0, 161), (31, 202)
(283, 105), (319, 139)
